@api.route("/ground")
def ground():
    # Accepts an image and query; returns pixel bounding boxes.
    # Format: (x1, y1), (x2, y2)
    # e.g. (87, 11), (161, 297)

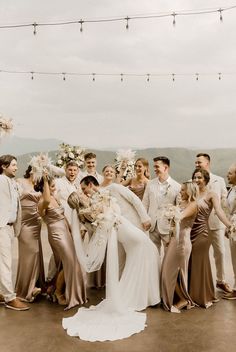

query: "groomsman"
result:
(142, 156), (181, 255)
(195, 153), (232, 293)
(0, 155), (29, 310)
(80, 152), (103, 184)
(223, 163), (236, 299)
(55, 161), (81, 225)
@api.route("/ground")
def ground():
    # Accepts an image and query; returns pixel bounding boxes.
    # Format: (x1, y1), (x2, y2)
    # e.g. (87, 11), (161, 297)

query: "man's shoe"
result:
(222, 291), (236, 300)
(5, 298), (30, 311)
(29, 287), (42, 302)
(0, 294), (5, 305)
(216, 282), (233, 293)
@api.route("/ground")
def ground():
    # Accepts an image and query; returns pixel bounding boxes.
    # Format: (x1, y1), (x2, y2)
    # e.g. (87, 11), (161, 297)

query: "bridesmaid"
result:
(161, 181), (197, 313)
(121, 158), (150, 200)
(36, 173), (87, 310)
(189, 169), (233, 308)
(15, 165), (45, 302)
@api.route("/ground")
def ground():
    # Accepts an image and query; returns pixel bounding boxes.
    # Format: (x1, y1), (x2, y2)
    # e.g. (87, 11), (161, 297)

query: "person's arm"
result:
(210, 191), (232, 228)
(112, 183), (151, 228)
(180, 202), (197, 221)
(121, 178), (132, 186)
(38, 176), (51, 216)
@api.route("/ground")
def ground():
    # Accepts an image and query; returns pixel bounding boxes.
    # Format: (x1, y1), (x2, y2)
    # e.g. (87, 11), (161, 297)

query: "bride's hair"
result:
(80, 175), (99, 186)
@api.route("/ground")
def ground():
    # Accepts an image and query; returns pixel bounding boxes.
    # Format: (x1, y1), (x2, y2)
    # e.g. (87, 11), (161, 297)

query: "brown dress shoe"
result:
(5, 298), (30, 311)
(222, 291), (236, 300)
(216, 282), (233, 293)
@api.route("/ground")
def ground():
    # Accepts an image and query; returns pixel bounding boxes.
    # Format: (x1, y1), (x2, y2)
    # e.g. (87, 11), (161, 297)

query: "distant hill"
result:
(14, 145), (236, 184)
(0, 136), (63, 155)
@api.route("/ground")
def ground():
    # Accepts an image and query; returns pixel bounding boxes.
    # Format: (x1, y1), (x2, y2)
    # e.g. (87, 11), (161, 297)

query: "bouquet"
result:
(114, 149), (136, 180)
(29, 153), (53, 182)
(228, 214), (236, 241)
(56, 142), (85, 168)
(0, 116), (13, 130)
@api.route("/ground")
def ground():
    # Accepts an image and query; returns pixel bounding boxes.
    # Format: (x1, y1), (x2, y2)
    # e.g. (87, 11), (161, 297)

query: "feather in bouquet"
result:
(114, 149), (136, 180)
(56, 142), (85, 168)
(29, 153), (53, 182)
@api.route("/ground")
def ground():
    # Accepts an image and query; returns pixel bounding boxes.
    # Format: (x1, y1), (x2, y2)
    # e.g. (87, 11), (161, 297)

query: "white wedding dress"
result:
(62, 192), (160, 342)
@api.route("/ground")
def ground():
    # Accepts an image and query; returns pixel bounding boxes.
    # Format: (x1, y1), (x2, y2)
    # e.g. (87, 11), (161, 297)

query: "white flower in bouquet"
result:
(56, 142), (85, 168)
(115, 149), (136, 179)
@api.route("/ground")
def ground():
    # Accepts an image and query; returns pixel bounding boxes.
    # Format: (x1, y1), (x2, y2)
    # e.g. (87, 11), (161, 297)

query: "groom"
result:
(0, 155), (29, 311)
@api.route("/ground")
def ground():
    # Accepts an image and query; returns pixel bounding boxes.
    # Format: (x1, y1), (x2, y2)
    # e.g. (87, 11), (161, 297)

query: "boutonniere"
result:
(164, 184), (171, 196)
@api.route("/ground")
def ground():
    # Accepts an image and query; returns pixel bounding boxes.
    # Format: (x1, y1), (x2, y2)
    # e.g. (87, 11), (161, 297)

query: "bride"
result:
(62, 175), (160, 341)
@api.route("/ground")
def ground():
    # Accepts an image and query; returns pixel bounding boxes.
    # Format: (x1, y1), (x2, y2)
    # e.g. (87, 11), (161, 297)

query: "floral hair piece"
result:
(29, 153), (53, 182)
(114, 149), (136, 179)
(56, 142), (85, 168)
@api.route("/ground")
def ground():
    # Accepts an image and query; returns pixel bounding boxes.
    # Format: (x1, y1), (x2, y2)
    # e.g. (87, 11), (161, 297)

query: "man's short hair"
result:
(65, 161), (79, 169)
(80, 175), (99, 186)
(84, 152), (96, 160)
(196, 153), (211, 162)
(153, 156), (170, 167)
(0, 154), (17, 174)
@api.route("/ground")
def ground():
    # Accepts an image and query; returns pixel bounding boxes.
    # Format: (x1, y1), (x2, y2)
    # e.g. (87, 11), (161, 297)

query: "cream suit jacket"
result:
(0, 174), (21, 236)
(208, 173), (227, 230)
(142, 177), (181, 233)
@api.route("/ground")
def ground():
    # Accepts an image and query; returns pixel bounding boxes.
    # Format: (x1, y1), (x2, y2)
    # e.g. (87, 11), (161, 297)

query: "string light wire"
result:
(0, 5), (235, 34)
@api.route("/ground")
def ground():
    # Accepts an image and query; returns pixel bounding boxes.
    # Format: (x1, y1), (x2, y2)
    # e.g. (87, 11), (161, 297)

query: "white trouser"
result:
(229, 238), (236, 290)
(0, 225), (16, 302)
(208, 228), (226, 283)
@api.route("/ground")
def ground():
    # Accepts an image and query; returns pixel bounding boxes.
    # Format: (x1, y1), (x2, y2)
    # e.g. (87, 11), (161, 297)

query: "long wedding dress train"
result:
(62, 203), (160, 341)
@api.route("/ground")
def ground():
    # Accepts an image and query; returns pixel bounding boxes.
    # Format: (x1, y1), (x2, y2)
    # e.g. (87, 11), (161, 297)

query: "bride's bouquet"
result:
(29, 153), (53, 182)
(80, 190), (119, 228)
(0, 116), (13, 130)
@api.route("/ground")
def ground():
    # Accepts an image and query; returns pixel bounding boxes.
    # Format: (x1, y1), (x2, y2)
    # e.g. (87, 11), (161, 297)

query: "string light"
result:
(0, 69), (234, 82)
(172, 12), (176, 26)
(0, 5), (235, 34)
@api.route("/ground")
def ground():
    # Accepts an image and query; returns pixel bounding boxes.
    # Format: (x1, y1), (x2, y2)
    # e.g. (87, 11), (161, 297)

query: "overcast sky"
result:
(0, 0), (236, 149)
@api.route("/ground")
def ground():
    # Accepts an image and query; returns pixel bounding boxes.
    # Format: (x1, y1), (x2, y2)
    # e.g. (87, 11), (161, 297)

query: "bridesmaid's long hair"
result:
(182, 181), (199, 202)
(24, 165), (32, 179)
(135, 158), (150, 179)
(34, 176), (54, 193)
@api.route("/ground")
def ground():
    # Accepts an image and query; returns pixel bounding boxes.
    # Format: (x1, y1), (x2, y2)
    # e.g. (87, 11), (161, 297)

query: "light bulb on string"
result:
(92, 73), (96, 82)
(172, 73), (175, 82)
(218, 72), (222, 80)
(62, 73), (66, 81)
(172, 12), (176, 26)
(31, 72), (34, 80)
(195, 73), (199, 81)
(120, 73), (124, 82)
(147, 74), (150, 82)
(78, 19), (84, 32)
(125, 16), (130, 30)
(33, 22), (37, 35)
(218, 8), (223, 22)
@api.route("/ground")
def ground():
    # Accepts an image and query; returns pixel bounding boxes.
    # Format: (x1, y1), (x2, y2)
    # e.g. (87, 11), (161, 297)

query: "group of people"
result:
(0, 151), (236, 341)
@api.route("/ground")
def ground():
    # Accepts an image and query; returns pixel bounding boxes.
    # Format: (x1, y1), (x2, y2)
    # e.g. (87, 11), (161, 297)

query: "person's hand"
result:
(142, 221), (151, 231)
